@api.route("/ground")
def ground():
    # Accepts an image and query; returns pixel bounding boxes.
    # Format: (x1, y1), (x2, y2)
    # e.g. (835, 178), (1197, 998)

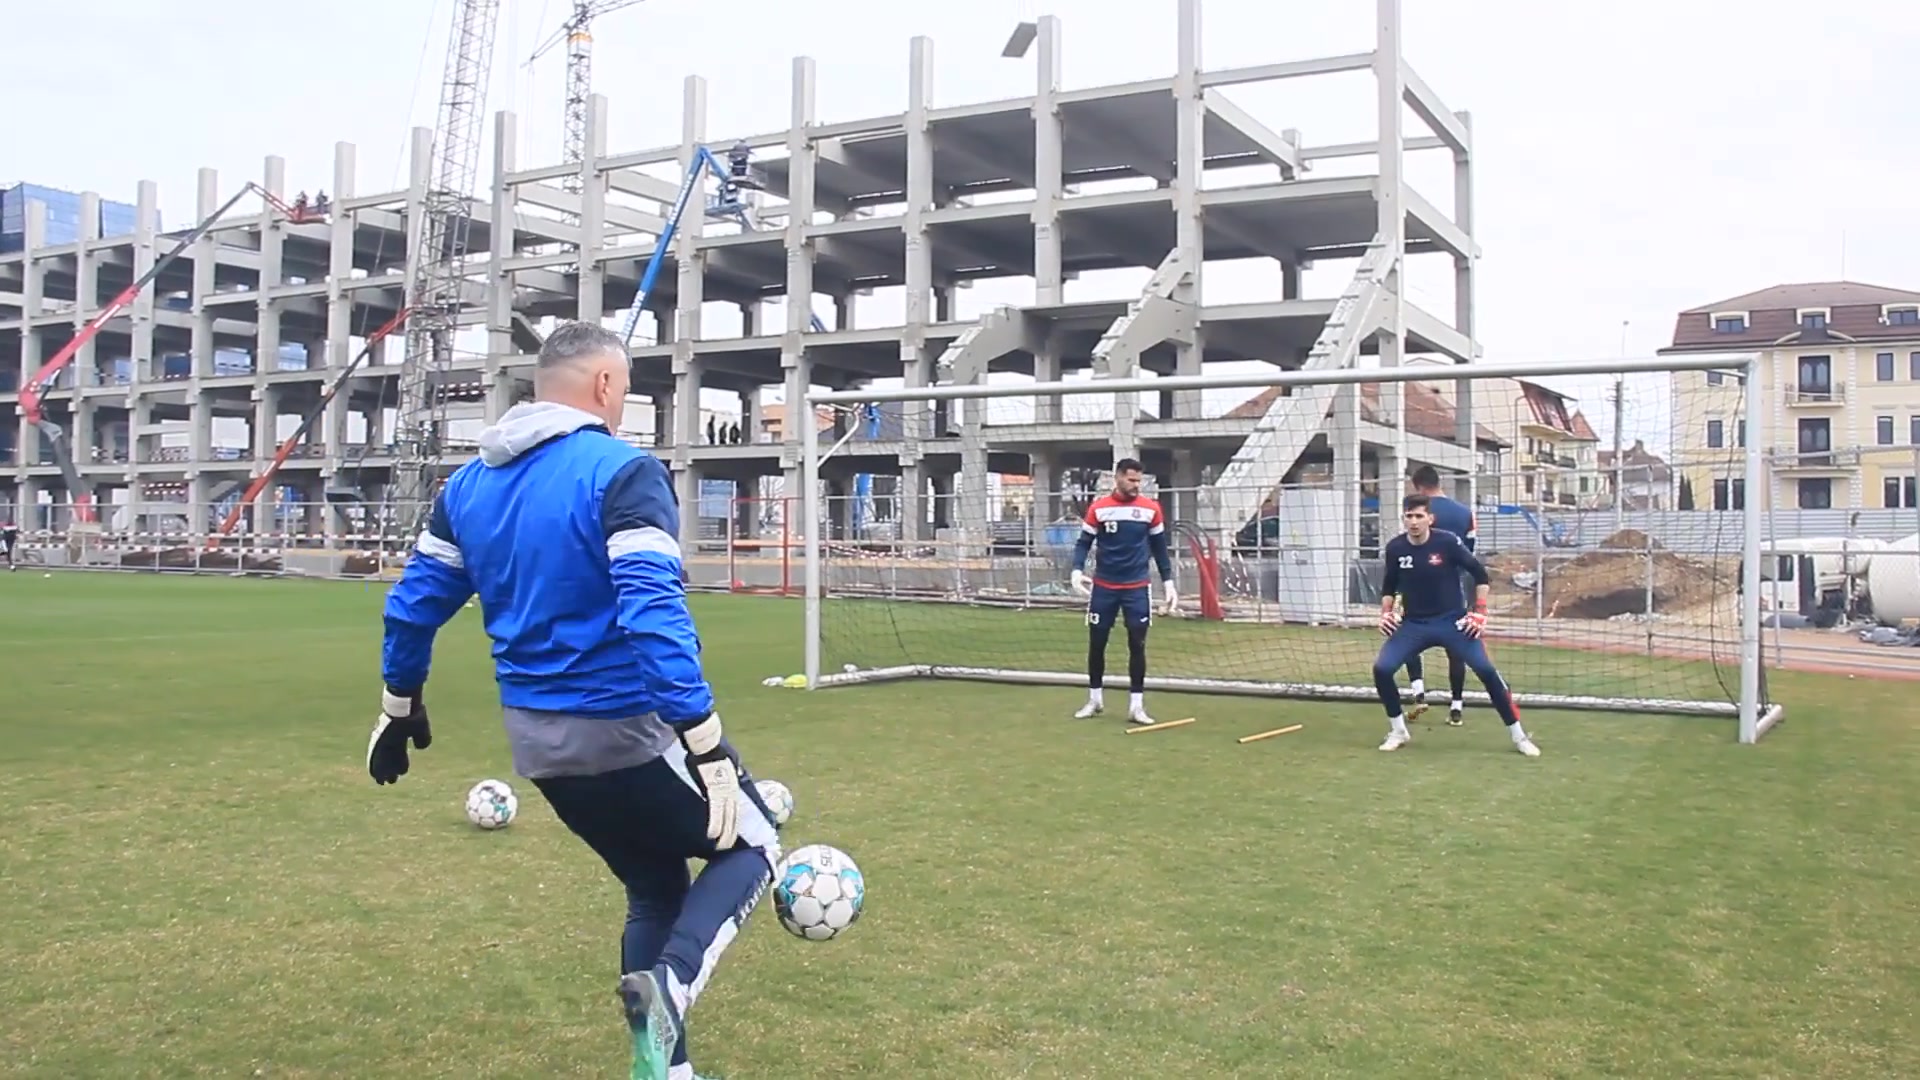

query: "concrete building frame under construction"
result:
(2, 0), (1478, 554)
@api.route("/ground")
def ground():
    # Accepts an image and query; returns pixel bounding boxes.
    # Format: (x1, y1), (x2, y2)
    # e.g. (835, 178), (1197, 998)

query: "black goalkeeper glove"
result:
(367, 687), (433, 785)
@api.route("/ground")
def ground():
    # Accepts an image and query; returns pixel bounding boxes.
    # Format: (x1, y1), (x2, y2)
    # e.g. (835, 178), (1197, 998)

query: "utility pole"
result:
(1613, 319), (1628, 533)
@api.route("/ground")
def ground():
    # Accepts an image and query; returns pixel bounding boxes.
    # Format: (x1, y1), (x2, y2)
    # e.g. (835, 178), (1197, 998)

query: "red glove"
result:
(1459, 600), (1488, 639)
(1378, 606), (1400, 637)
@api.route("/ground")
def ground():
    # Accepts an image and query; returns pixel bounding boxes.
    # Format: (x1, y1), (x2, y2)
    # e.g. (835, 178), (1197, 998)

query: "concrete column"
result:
(669, 77), (709, 548)
(781, 58), (820, 510)
(487, 112), (521, 423)
(577, 96), (610, 323)
(71, 192), (101, 469)
(896, 37), (936, 542)
(1032, 16), (1064, 306)
(1369, 0), (1409, 520)
(322, 142), (356, 500)
(1450, 110), (1478, 507)
(257, 155), (287, 382)
(1170, 0), (1205, 420)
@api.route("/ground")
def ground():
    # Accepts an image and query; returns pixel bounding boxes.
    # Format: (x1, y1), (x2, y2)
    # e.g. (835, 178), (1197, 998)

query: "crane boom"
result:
(386, 0), (502, 534)
(18, 181), (323, 525)
(526, 0), (647, 194)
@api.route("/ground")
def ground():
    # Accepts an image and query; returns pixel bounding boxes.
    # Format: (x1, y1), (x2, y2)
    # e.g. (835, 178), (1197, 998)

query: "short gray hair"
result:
(538, 321), (627, 369)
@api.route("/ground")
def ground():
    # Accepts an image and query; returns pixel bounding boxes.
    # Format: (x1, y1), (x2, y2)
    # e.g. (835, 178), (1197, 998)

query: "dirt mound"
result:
(119, 548), (284, 573)
(1545, 548), (1727, 620)
(1484, 547), (1732, 622)
(1597, 528), (1661, 551)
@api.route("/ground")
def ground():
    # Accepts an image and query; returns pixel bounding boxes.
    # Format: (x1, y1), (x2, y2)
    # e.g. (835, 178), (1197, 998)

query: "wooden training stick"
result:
(1123, 717), (1198, 735)
(1237, 723), (1304, 745)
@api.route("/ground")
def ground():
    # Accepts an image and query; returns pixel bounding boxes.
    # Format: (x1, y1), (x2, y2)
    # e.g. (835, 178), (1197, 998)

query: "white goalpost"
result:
(799, 355), (1784, 744)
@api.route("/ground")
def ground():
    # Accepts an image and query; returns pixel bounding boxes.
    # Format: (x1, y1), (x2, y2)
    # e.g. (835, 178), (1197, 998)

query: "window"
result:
(1712, 478), (1746, 510)
(1888, 307), (1920, 326)
(1884, 476), (1918, 509)
(1912, 415), (1920, 445)
(1713, 316), (1746, 333)
(1879, 415), (1896, 445)
(1797, 355), (1832, 392)
(1798, 417), (1831, 464)
(1737, 420), (1747, 447)
(1911, 352), (1920, 381)
(1800, 311), (1827, 330)
(1706, 371), (1724, 385)
(1706, 419), (1724, 448)
(1797, 478), (1833, 509)
(1878, 353), (1896, 381)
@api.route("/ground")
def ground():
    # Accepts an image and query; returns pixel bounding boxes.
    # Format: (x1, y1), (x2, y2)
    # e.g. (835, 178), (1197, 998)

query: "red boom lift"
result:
(205, 306), (410, 545)
(16, 183), (330, 524)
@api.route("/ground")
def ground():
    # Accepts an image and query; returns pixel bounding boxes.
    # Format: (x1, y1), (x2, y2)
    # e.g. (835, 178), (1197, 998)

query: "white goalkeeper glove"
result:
(1069, 569), (1091, 596)
(679, 713), (741, 849)
(1162, 580), (1179, 615)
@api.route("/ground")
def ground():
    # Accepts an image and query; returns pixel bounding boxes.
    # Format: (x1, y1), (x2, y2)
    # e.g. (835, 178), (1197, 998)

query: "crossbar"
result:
(805, 353), (1759, 406)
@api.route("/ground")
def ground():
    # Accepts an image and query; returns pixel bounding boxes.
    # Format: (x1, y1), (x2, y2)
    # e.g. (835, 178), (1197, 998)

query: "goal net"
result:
(799, 356), (1776, 740)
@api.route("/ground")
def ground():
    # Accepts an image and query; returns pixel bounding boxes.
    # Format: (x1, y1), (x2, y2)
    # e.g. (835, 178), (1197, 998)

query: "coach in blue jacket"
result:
(367, 321), (779, 1080)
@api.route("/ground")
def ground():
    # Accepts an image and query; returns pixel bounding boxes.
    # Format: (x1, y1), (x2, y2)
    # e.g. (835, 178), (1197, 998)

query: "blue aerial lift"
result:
(617, 144), (889, 530)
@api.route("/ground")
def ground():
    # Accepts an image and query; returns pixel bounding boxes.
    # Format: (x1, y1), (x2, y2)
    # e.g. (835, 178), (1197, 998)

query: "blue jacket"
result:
(380, 402), (713, 727)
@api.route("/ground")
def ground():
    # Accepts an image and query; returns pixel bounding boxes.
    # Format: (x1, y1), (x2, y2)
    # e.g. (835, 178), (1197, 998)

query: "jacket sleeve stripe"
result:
(415, 529), (463, 568)
(608, 525), (680, 561)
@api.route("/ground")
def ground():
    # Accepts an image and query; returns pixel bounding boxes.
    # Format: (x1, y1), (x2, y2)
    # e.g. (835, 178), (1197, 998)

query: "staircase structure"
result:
(1087, 249), (1196, 462)
(1198, 239), (1391, 537)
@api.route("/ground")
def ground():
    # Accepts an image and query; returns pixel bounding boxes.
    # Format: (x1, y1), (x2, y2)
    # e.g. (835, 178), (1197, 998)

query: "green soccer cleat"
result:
(619, 968), (681, 1080)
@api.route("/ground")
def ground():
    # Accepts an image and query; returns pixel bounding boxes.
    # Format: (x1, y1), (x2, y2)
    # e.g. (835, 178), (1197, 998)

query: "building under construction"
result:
(1, 0), (1478, 555)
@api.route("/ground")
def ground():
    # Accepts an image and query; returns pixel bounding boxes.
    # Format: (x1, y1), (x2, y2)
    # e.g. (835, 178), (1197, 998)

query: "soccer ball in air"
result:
(755, 779), (795, 827)
(773, 844), (865, 941)
(465, 779), (518, 830)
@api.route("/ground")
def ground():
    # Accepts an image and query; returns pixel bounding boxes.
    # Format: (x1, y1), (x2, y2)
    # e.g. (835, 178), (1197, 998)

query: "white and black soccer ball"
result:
(755, 779), (795, 827)
(773, 844), (865, 942)
(465, 779), (518, 830)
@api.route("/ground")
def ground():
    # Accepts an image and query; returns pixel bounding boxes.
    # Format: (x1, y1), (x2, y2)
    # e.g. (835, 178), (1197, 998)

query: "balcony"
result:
(1785, 382), (1847, 406)
(1773, 447), (1862, 473)
(1526, 450), (1576, 469)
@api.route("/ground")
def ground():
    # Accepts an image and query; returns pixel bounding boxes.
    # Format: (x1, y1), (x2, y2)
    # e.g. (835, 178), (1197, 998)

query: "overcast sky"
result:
(7, 0), (1915, 449)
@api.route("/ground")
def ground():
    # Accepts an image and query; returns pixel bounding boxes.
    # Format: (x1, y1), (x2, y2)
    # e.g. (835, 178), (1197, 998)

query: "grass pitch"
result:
(2, 573), (1917, 1079)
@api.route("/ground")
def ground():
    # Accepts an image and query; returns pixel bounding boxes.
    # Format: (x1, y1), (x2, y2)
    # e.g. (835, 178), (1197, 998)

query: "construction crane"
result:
(385, 0), (503, 536)
(527, 0), (649, 195)
(16, 183), (329, 526)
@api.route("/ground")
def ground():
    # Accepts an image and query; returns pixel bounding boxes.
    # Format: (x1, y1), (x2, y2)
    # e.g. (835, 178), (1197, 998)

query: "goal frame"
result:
(799, 354), (1783, 744)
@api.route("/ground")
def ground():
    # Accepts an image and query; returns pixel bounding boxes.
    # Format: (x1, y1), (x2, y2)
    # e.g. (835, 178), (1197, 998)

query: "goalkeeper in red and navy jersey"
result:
(1068, 458), (1178, 725)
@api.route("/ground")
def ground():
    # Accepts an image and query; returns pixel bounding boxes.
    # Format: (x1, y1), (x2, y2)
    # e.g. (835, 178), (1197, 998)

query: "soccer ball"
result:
(465, 779), (517, 830)
(755, 779), (794, 827)
(773, 844), (865, 942)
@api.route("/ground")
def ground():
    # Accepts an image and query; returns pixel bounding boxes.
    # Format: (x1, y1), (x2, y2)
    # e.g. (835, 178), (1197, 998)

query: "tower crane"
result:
(384, 0), (503, 535)
(527, 1), (649, 195)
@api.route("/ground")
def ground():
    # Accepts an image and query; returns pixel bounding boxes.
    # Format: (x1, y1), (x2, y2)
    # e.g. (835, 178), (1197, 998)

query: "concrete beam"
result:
(1300, 135), (1446, 161)
(1202, 89), (1301, 178)
(517, 183), (667, 237)
(1401, 62), (1471, 154)
(1199, 52), (1375, 88)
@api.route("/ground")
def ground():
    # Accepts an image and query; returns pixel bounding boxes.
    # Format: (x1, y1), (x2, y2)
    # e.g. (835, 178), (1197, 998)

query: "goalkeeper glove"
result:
(1378, 606), (1401, 637)
(1162, 580), (1179, 614)
(368, 687), (433, 785)
(679, 713), (742, 849)
(1069, 569), (1091, 596)
(1458, 600), (1488, 639)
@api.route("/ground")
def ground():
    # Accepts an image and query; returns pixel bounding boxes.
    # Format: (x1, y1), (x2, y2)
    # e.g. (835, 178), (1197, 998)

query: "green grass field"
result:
(2, 573), (1917, 1079)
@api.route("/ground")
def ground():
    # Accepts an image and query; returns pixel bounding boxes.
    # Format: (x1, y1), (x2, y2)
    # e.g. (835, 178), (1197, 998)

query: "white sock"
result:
(1450, 699), (1465, 713)
(1410, 679), (1426, 698)
(1389, 714), (1408, 737)
(1129, 692), (1145, 714)
(1509, 722), (1529, 743)
(1088, 687), (1104, 707)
